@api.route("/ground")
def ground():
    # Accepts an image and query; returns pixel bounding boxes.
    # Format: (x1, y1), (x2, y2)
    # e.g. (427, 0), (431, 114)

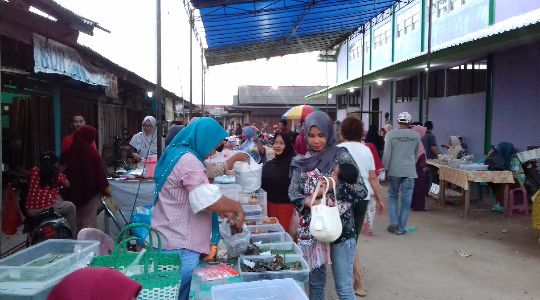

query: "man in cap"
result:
(382, 112), (420, 235)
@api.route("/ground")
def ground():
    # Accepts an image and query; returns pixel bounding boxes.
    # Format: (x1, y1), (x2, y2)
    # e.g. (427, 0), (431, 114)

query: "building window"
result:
(396, 76), (419, 102)
(337, 94), (347, 109)
(396, 4), (420, 39)
(428, 69), (446, 98)
(348, 91), (360, 106)
(446, 59), (487, 96)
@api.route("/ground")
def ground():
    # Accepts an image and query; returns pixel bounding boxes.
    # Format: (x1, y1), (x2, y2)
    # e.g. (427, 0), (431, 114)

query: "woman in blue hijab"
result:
(151, 118), (245, 300)
(238, 126), (266, 163)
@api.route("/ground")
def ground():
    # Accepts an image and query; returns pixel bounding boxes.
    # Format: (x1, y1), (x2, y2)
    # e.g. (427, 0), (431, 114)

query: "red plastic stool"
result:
(508, 188), (529, 215)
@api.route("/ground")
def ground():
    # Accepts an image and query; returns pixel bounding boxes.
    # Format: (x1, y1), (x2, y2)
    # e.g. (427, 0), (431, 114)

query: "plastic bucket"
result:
(144, 156), (158, 178)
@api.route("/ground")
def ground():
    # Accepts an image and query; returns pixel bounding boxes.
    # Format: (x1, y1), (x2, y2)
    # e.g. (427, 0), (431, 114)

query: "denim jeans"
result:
(387, 176), (415, 232)
(162, 248), (200, 300)
(309, 238), (356, 300)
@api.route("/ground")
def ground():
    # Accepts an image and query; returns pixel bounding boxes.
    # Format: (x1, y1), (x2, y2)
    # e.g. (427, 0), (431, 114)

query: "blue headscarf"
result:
(153, 118), (228, 203)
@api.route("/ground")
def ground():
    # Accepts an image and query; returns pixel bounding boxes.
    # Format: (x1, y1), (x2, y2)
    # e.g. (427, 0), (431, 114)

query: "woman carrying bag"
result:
(288, 111), (368, 300)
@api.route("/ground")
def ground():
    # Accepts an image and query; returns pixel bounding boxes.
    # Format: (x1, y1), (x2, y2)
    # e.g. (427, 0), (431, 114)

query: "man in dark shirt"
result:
(422, 121), (438, 160)
(423, 121), (439, 188)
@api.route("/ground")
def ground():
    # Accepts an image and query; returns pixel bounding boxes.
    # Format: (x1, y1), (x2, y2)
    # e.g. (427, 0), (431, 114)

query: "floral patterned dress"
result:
(288, 150), (368, 270)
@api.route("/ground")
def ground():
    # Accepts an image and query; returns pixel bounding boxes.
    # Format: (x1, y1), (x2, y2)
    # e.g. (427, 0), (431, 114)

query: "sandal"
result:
(355, 289), (367, 297)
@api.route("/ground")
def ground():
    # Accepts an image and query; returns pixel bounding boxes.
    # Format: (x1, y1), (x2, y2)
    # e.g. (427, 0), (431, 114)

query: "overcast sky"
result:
(54, 0), (336, 105)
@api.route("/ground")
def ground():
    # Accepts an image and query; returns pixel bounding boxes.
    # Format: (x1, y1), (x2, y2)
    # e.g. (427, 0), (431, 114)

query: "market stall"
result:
(427, 159), (514, 218)
(106, 178), (154, 237)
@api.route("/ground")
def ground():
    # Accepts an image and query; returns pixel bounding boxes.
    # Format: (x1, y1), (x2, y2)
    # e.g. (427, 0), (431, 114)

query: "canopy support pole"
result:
(423, 0), (433, 123)
(156, 0), (163, 158)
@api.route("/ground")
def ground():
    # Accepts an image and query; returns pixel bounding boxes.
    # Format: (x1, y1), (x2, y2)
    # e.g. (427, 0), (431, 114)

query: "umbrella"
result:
(282, 104), (320, 121)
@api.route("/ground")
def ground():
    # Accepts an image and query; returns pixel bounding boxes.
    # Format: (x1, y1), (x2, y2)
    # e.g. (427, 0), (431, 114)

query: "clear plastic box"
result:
(459, 163), (489, 171)
(211, 278), (308, 300)
(257, 242), (303, 256)
(238, 189), (267, 218)
(245, 217), (279, 226)
(251, 232), (293, 244)
(216, 183), (241, 200)
(242, 205), (263, 220)
(237, 254), (310, 282)
(0, 240), (99, 296)
(247, 223), (284, 234)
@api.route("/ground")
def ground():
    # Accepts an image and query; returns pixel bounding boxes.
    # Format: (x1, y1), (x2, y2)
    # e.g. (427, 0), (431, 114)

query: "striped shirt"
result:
(151, 152), (221, 254)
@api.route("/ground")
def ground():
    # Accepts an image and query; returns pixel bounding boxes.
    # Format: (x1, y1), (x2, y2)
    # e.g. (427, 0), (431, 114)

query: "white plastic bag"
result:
(234, 158), (262, 193)
(219, 220), (251, 258)
(309, 177), (343, 243)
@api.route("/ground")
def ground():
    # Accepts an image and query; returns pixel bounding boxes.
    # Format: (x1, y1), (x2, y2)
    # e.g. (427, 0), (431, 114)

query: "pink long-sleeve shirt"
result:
(151, 153), (216, 254)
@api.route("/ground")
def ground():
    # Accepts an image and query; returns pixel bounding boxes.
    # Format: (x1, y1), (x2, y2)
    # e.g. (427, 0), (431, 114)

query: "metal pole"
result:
(189, 9), (193, 119)
(360, 25), (365, 113)
(424, 0), (433, 123)
(201, 46), (205, 115)
(155, 0), (163, 158)
(0, 37), (3, 207)
(325, 49), (329, 114)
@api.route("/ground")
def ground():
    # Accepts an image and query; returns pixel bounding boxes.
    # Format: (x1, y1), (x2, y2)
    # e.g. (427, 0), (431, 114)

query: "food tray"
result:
(238, 254), (309, 282)
(211, 278), (308, 300)
(245, 217), (279, 226)
(247, 223), (284, 234)
(257, 242), (302, 256)
(0, 240), (99, 295)
(251, 232), (293, 244)
(459, 163), (489, 171)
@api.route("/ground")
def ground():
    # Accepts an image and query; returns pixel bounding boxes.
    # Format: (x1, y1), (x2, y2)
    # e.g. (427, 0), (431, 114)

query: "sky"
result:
(53, 0), (337, 105)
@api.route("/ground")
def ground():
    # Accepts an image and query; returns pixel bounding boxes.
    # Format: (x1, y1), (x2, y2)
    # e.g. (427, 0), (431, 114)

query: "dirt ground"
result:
(2, 189), (540, 300)
(324, 195), (540, 300)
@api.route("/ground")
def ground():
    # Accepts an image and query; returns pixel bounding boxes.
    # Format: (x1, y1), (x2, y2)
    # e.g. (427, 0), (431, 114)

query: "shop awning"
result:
(190, 0), (398, 66)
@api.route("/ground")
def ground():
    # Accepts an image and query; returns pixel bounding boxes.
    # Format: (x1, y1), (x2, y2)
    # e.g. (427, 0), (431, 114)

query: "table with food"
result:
(0, 147), (309, 300)
(427, 156), (514, 218)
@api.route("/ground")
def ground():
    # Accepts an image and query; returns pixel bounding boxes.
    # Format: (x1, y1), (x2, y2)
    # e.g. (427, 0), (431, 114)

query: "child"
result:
(25, 152), (76, 234)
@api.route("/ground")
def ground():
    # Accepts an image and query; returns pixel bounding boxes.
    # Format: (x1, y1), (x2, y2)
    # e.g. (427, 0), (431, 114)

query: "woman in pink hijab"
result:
(410, 125), (429, 211)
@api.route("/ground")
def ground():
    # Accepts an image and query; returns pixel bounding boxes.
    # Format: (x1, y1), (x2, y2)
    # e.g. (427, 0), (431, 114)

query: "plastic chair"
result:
(508, 187), (529, 215)
(77, 228), (115, 256)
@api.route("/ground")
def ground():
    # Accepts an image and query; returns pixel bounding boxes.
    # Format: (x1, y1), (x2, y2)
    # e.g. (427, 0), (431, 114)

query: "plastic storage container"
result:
(211, 278), (308, 300)
(0, 240), (99, 297)
(238, 189), (267, 217)
(459, 163), (489, 171)
(242, 205), (263, 220)
(238, 254), (310, 282)
(245, 217), (279, 226)
(216, 183), (241, 201)
(251, 232), (293, 244)
(247, 223), (284, 234)
(257, 242), (303, 256)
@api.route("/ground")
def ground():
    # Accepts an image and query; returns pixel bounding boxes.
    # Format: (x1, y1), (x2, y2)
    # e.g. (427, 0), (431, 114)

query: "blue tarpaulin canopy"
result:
(191, 0), (398, 66)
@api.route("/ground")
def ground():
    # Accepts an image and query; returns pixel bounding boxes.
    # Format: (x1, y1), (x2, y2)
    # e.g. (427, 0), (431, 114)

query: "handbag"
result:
(309, 177), (343, 243)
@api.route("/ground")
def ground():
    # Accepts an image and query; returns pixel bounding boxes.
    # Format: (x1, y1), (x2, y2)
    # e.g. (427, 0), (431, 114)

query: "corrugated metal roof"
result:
(30, 0), (109, 34)
(191, 0), (399, 66)
(237, 85), (327, 105)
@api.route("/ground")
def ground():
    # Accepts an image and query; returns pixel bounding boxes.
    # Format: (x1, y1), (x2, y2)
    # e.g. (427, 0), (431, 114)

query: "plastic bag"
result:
(219, 220), (251, 258)
(130, 204), (153, 239)
(234, 159), (263, 193)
